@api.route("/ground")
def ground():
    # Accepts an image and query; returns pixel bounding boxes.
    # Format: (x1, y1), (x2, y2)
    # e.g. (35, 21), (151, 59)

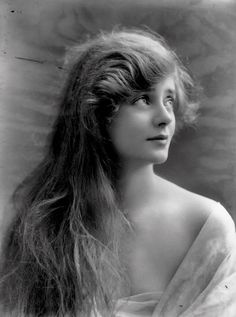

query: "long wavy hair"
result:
(0, 28), (199, 316)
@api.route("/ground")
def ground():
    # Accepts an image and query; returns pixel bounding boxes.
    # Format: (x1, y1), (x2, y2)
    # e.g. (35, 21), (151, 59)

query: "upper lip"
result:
(146, 134), (168, 141)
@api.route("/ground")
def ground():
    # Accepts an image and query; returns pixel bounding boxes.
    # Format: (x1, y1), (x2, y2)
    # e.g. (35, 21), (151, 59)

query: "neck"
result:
(117, 160), (158, 212)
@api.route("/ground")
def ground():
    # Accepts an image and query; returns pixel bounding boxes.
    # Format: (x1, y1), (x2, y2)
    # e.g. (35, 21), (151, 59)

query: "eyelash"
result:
(132, 94), (150, 105)
(165, 96), (175, 107)
(132, 95), (175, 107)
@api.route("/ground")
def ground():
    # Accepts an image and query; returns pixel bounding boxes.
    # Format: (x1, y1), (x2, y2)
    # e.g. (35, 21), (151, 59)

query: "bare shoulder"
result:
(155, 176), (235, 236)
(126, 177), (235, 292)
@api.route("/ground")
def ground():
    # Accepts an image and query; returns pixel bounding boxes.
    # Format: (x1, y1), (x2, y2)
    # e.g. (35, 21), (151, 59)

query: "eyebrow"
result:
(166, 88), (176, 95)
(148, 87), (176, 97)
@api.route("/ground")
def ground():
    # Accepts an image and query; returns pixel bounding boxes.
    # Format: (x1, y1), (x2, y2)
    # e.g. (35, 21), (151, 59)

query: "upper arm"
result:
(190, 197), (236, 246)
(176, 192), (235, 245)
(211, 201), (235, 236)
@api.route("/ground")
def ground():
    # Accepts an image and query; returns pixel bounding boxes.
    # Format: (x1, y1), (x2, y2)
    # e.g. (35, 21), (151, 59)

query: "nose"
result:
(152, 101), (173, 127)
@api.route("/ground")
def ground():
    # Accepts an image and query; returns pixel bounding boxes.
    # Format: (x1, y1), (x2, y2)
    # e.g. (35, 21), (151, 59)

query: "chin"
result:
(150, 152), (169, 165)
(154, 157), (168, 165)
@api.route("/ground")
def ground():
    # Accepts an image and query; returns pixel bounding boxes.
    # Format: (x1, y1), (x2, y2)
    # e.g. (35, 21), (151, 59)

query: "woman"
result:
(0, 28), (236, 317)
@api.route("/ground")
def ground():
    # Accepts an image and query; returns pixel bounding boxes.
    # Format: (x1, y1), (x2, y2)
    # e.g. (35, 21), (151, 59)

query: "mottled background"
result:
(1, 0), (236, 236)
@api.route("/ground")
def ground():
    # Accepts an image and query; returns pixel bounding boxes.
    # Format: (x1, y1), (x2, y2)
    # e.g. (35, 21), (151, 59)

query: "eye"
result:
(132, 94), (151, 106)
(164, 96), (175, 108)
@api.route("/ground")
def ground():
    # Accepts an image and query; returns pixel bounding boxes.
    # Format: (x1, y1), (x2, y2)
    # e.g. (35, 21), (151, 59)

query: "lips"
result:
(147, 135), (168, 141)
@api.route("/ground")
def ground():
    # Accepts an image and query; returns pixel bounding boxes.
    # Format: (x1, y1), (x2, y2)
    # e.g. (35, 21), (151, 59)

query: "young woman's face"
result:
(108, 75), (176, 165)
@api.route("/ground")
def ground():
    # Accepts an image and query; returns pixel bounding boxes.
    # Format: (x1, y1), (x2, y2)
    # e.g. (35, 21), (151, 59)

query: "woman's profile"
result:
(0, 28), (236, 317)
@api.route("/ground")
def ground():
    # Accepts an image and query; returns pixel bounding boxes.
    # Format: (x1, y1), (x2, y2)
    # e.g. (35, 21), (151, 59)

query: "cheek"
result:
(108, 112), (145, 154)
(167, 110), (176, 139)
(110, 120), (138, 149)
(171, 115), (176, 136)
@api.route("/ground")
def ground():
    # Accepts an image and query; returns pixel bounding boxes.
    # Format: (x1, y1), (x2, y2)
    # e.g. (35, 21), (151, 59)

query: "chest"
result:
(119, 210), (197, 294)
